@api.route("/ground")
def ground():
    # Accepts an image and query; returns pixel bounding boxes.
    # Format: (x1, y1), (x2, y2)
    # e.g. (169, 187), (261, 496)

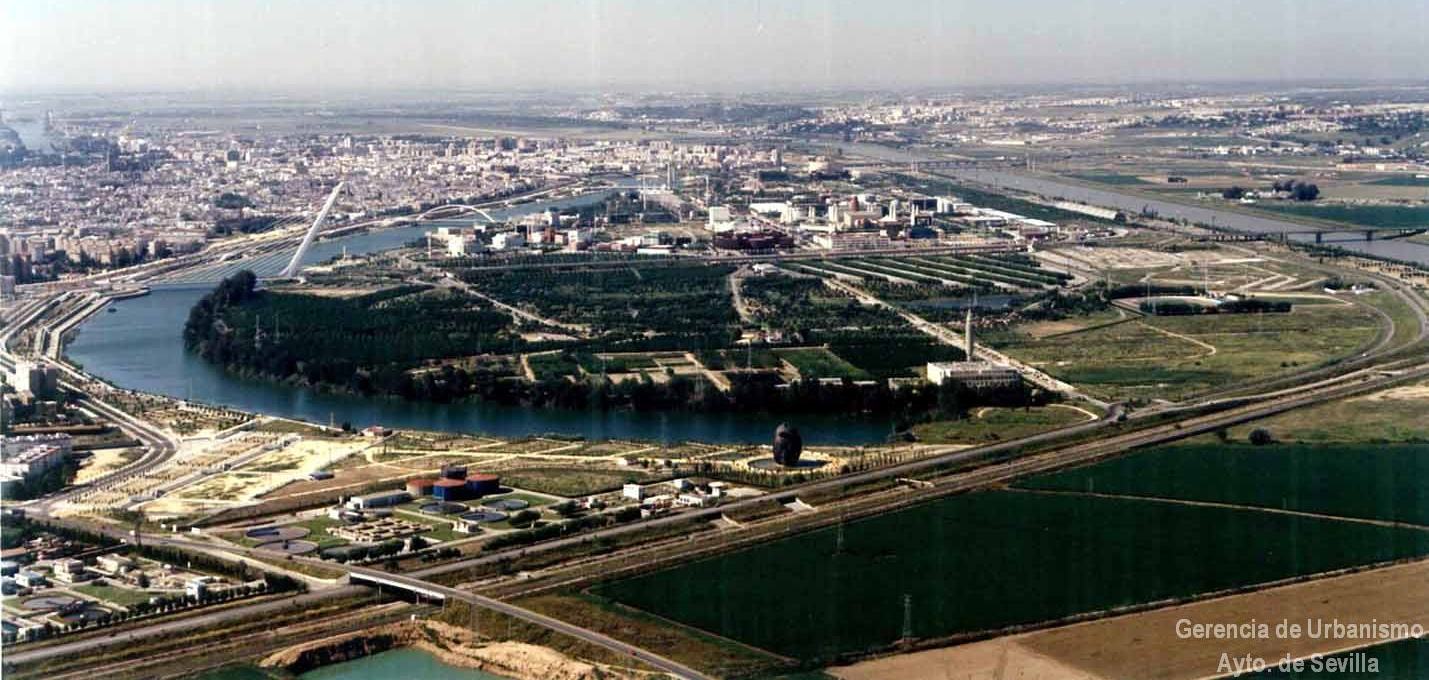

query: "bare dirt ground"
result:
(831, 559), (1429, 680)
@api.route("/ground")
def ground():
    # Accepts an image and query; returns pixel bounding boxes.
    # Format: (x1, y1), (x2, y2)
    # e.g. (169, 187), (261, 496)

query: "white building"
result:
(926, 361), (1022, 391)
(347, 490), (412, 510)
(622, 483), (645, 501)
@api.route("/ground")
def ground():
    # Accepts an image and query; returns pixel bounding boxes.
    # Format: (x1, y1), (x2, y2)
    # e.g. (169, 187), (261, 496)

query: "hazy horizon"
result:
(4, 0), (1429, 94)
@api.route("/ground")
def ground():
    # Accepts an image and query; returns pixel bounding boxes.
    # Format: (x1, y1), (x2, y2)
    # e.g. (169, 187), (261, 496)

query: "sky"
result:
(3, 0), (1428, 93)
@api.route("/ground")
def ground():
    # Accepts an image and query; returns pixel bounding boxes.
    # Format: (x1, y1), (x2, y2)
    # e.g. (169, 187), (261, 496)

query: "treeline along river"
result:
(67, 193), (893, 444)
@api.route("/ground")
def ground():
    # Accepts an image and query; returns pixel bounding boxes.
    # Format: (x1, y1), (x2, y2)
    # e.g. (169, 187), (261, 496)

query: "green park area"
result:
(775, 348), (869, 380)
(995, 303), (1380, 402)
(500, 466), (664, 497)
(73, 583), (155, 607)
(1068, 172), (1153, 186)
(911, 405), (1095, 445)
(1249, 202), (1429, 229)
(1221, 379), (1429, 444)
(593, 490), (1429, 662)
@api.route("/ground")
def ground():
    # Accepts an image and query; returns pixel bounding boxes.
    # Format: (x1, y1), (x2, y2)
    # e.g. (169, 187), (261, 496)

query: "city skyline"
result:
(4, 0), (1429, 93)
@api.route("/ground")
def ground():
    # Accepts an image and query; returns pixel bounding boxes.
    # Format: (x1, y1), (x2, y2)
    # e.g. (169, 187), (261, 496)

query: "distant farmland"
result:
(1020, 443), (1429, 526)
(1250, 202), (1429, 229)
(593, 490), (1429, 662)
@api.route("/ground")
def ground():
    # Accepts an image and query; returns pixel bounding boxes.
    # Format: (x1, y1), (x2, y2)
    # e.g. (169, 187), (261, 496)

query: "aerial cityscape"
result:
(2, 1), (1428, 678)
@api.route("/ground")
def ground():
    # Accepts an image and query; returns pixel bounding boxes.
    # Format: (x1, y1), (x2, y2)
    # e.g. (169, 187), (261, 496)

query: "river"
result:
(65, 192), (890, 445)
(3, 109), (53, 153)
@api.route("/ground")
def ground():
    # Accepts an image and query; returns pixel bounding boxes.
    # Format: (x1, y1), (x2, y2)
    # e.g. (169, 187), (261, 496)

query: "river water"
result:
(300, 648), (510, 680)
(66, 192), (889, 444)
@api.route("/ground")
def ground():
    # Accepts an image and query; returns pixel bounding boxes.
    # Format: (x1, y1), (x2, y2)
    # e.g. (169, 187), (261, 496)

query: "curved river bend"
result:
(67, 193), (889, 445)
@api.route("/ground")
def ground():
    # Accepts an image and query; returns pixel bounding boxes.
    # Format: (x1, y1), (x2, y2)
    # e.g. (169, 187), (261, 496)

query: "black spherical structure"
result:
(772, 423), (803, 466)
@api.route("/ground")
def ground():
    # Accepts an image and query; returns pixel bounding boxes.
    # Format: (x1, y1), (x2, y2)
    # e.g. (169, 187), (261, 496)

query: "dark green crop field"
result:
(1020, 443), (1429, 526)
(593, 490), (1429, 662)
(1244, 637), (1429, 678)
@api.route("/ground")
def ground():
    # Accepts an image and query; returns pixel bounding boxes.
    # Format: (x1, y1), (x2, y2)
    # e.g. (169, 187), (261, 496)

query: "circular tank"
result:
(419, 501), (467, 515)
(483, 498), (529, 512)
(467, 473), (501, 495)
(459, 510), (508, 523)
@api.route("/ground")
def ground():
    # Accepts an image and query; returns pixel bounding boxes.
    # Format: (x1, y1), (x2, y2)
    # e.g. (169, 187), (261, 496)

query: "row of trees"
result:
(1222, 181), (1319, 201)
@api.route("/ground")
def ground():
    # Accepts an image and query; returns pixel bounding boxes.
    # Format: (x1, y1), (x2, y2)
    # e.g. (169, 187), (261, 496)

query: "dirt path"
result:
(728, 266), (755, 324)
(1139, 321), (1218, 356)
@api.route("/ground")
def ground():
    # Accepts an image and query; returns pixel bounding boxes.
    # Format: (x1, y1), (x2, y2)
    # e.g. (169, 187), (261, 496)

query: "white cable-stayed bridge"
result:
(149, 184), (507, 287)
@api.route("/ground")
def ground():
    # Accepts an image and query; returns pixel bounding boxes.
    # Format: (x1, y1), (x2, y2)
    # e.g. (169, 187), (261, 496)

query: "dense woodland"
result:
(186, 270), (1043, 419)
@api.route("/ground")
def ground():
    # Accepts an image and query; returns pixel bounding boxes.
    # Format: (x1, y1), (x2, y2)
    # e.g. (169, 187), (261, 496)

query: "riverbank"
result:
(259, 619), (657, 680)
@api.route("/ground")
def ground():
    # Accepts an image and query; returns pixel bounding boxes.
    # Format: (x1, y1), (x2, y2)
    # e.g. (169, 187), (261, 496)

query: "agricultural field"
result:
(835, 559), (1429, 680)
(1021, 442), (1429, 525)
(995, 302), (1380, 402)
(594, 490), (1429, 662)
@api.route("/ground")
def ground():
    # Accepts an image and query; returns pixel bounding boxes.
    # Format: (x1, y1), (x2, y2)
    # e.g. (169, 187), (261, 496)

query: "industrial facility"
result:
(404, 465), (501, 502)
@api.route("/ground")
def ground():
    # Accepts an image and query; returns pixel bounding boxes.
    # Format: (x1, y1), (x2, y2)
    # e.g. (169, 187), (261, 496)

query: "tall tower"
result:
(964, 307), (974, 362)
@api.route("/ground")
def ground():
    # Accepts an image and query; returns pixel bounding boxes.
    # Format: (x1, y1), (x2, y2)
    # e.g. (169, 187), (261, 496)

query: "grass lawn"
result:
(528, 352), (582, 380)
(1249, 202), (1429, 229)
(1360, 290), (1424, 353)
(912, 406), (1094, 445)
(1020, 443), (1429, 525)
(1068, 172), (1153, 186)
(501, 467), (663, 497)
(776, 347), (870, 380)
(73, 583), (154, 607)
(487, 491), (556, 507)
(392, 510), (461, 541)
(1219, 380), (1429, 444)
(594, 490), (1429, 662)
(293, 516), (349, 548)
(998, 304), (1380, 402)
(1367, 176), (1429, 187)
